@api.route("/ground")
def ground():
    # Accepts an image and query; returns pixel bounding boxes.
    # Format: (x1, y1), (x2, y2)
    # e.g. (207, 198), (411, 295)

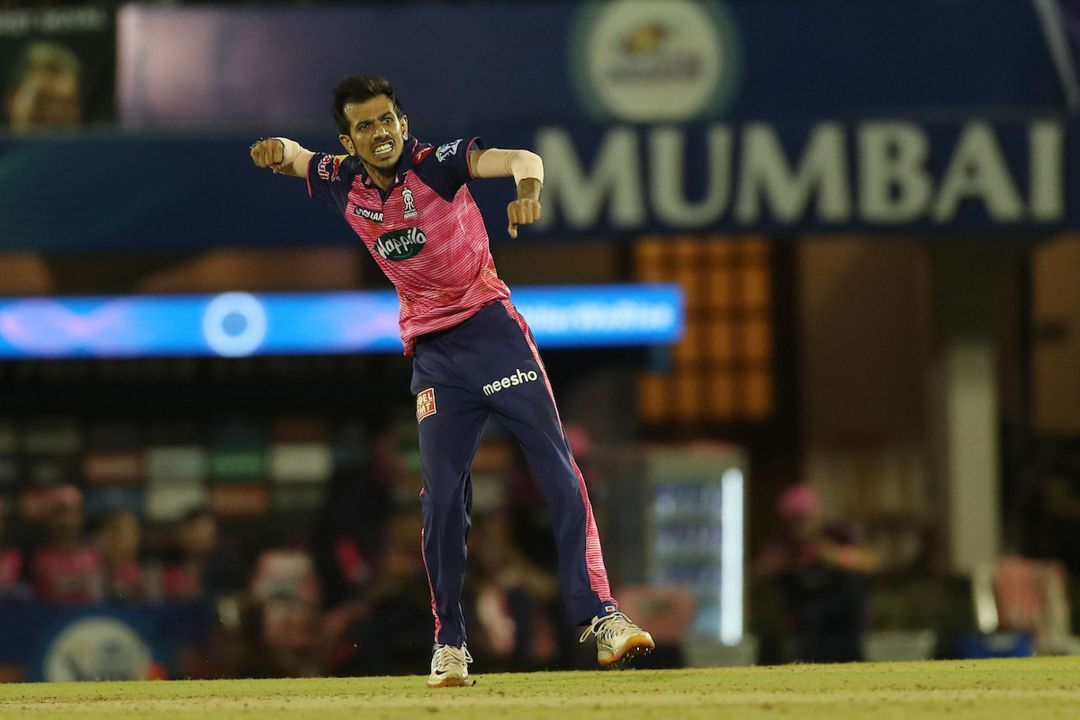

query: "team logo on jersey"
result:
(351, 204), (384, 222)
(375, 227), (426, 261)
(436, 139), (462, 162)
(402, 186), (418, 219)
(416, 388), (437, 422)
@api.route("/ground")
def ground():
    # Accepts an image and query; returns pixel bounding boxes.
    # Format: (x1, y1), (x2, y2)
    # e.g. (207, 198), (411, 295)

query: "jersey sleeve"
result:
(306, 153), (355, 214)
(417, 137), (484, 201)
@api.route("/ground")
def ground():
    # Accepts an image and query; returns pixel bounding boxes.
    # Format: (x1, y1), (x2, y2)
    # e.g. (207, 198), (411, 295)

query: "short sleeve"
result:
(306, 153), (355, 214)
(415, 137), (483, 201)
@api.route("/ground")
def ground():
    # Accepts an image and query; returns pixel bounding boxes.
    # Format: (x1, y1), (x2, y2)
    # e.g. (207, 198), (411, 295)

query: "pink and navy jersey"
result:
(307, 136), (510, 355)
(32, 544), (103, 604)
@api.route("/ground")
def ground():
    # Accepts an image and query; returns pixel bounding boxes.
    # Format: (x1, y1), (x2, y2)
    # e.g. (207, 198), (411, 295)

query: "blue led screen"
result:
(0, 285), (683, 359)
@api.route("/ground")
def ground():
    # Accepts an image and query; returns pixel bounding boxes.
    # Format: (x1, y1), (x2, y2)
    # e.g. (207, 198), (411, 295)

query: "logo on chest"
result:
(375, 227), (427, 261)
(351, 204), (384, 222)
(401, 186), (418, 219)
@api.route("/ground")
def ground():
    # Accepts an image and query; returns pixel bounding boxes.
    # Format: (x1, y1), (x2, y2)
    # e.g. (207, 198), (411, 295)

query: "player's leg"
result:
(412, 347), (490, 686)
(484, 302), (654, 663)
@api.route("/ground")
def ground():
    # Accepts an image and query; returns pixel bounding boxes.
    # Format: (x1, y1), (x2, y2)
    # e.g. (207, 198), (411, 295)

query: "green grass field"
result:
(1, 657), (1078, 720)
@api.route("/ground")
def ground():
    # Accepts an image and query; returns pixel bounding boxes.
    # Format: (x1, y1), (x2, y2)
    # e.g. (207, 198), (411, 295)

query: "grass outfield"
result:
(1, 657), (1078, 719)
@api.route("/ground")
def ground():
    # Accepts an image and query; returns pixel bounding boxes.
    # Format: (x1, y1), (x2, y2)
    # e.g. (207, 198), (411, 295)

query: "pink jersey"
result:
(307, 137), (510, 355)
(0, 547), (21, 588)
(32, 544), (103, 604)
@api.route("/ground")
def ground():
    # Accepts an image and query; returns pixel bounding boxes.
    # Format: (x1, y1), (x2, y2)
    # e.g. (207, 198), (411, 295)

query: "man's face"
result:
(180, 515), (218, 557)
(338, 95), (409, 175)
(102, 512), (140, 561)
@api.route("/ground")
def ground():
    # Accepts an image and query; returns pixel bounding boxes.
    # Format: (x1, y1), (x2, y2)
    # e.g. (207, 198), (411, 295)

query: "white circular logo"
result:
(202, 292), (269, 357)
(571, 0), (740, 122)
(43, 616), (153, 682)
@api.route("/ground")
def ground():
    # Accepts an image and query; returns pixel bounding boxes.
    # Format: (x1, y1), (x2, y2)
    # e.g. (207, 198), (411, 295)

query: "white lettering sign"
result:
(535, 120), (1065, 230)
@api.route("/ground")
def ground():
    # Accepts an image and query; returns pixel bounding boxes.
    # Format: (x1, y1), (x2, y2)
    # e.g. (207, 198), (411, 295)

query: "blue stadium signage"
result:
(0, 285), (684, 359)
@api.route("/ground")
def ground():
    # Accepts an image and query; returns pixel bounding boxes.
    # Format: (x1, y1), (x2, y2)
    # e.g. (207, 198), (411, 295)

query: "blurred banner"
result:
(0, 603), (210, 682)
(0, 117), (1074, 250)
(115, 0), (1063, 129)
(0, 7), (115, 133)
(0, 285), (685, 358)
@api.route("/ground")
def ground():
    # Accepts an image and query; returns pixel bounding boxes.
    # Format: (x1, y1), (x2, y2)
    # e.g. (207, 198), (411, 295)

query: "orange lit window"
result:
(636, 236), (774, 424)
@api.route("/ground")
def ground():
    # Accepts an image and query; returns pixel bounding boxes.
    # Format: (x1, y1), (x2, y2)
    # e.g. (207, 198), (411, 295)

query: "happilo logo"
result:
(570, 0), (740, 122)
(483, 368), (539, 396)
(375, 227), (426, 261)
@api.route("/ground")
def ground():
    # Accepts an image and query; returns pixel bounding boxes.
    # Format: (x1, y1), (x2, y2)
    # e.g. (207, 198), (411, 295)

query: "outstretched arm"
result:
(250, 137), (315, 178)
(470, 148), (543, 238)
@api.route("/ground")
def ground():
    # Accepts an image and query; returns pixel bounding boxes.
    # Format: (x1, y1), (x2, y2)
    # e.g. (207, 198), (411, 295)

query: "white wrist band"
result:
(273, 137), (302, 167)
(476, 148), (544, 186)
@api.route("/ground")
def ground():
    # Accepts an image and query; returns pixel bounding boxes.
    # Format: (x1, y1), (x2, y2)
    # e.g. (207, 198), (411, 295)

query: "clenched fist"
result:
(250, 138), (290, 173)
(507, 197), (541, 239)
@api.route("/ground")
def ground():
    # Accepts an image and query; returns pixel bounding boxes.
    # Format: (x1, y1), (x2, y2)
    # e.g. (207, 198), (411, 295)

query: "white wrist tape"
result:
(476, 148), (544, 186)
(273, 137), (302, 167)
(509, 150), (543, 186)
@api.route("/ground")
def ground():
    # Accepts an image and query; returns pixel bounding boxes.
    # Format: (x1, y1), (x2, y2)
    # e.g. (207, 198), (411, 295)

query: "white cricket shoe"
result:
(580, 611), (656, 666)
(427, 644), (473, 688)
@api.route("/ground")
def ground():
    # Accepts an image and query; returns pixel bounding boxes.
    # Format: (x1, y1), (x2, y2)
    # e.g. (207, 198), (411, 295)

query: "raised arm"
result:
(250, 137), (316, 178)
(470, 148), (543, 238)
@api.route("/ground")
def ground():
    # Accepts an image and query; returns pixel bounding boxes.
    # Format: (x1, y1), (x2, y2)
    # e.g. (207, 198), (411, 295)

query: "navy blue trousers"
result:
(410, 300), (616, 647)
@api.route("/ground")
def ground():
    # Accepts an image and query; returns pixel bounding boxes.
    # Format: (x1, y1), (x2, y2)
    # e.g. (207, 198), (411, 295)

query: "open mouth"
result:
(372, 141), (394, 157)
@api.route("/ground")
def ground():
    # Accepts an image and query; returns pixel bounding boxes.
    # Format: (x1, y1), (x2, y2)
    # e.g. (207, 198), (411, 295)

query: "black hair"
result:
(331, 74), (403, 135)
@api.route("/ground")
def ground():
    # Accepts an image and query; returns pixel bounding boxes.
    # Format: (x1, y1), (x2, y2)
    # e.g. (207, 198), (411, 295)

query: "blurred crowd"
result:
(0, 487), (232, 606)
(0, 426), (599, 679)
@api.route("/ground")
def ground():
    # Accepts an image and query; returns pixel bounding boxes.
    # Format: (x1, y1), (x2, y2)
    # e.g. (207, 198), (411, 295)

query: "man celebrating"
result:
(250, 75), (653, 687)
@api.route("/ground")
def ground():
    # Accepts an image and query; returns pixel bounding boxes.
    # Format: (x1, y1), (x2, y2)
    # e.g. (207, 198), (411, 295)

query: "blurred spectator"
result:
(330, 509), (433, 677)
(311, 437), (392, 610)
(1028, 441), (1080, 574)
(95, 509), (146, 603)
(160, 507), (238, 600)
(0, 498), (29, 603)
(31, 485), (103, 604)
(465, 511), (559, 671)
(249, 535), (322, 676)
(4, 41), (82, 133)
(755, 484), (880, 663)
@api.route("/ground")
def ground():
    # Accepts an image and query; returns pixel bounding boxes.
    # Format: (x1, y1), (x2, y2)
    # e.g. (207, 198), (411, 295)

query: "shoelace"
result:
(579, 611), (636, 644)
(432, 644), (473, 671)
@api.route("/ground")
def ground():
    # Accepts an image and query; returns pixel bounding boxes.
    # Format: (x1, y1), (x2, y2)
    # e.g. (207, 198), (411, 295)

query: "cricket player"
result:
(250, 75), (654, 687)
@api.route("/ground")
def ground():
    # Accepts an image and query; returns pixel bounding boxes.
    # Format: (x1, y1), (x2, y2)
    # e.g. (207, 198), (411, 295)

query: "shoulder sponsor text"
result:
(436, 140), (463, 162)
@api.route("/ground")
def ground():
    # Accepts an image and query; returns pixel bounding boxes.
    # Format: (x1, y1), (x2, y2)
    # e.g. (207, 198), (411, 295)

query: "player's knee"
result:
(422, 485), (464, 513)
